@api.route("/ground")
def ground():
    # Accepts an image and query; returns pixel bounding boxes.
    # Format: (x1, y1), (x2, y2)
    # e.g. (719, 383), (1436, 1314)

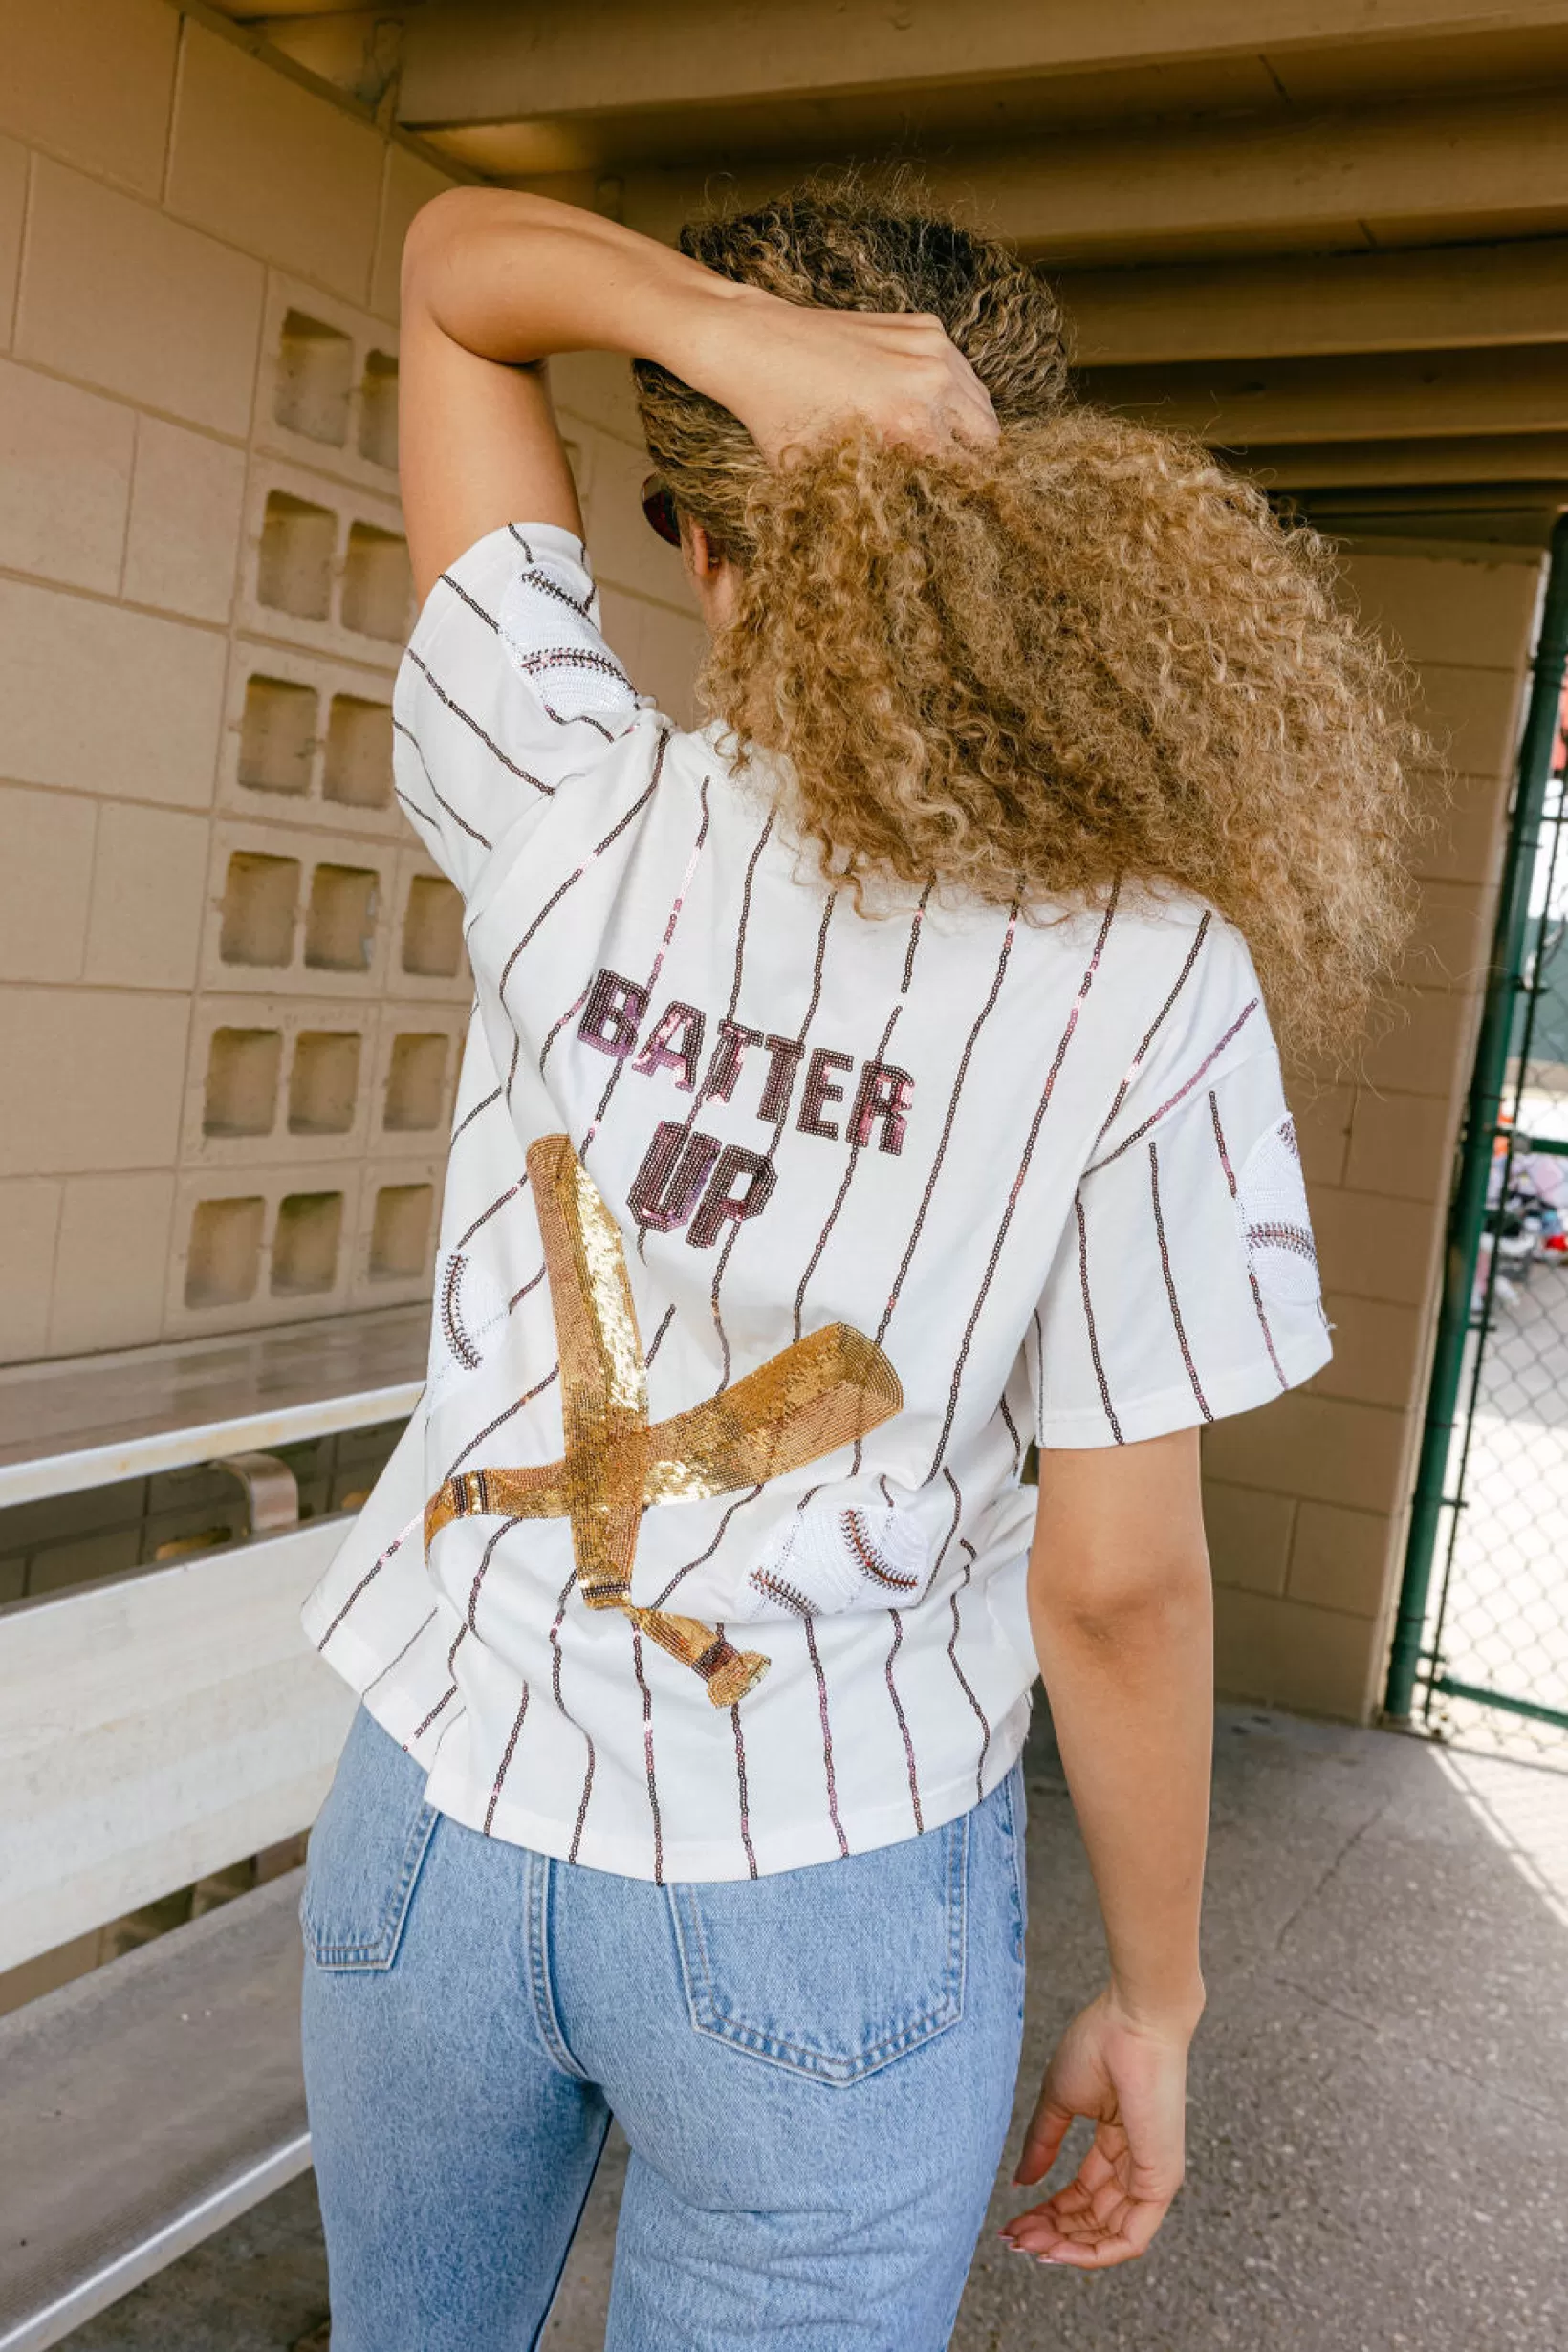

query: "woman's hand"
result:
(697, 291), (1000, 465)
(1001, 1989), (1195, 2269)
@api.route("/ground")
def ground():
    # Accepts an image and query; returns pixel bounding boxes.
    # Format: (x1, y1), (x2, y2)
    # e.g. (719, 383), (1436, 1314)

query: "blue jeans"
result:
(301, 1710), (1029, 2351)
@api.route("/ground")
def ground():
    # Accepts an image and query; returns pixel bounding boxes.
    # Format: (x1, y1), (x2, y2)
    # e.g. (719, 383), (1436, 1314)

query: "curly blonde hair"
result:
(635, 185), (1420, 1063)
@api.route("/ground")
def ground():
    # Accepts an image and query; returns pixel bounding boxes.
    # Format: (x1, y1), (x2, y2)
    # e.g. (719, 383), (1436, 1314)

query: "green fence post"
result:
(1384, 512), (1568, 1724)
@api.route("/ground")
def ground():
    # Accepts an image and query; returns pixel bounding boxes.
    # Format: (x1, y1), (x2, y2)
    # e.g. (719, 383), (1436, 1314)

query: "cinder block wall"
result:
(1203, 541), (1543, 1719)
(0, 1), (704, 1367)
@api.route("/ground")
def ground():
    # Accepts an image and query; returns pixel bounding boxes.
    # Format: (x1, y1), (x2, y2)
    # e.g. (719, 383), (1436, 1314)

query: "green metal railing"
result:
(1385, 512), (1568, 1734)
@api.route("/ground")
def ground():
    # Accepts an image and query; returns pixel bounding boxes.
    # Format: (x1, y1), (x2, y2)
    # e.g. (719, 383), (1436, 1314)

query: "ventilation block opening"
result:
(384, 1033), (449, 1131)
(402, 874), (463, 978)
(256, 492), (336, 622)
(185, 1196), (265, 1308)
(204, 1028), (282, 1137)
(272, 1191), (344, 1296)
(219, 852), (300, 968)
(370, 1183), (434, 1281)
(288, 1031), (362, 1135)
(359, 351), (399, 469)
(323, 694), (393, 808)
(237, 675), (317, 796)
(304, 864), (378, 972)
(340, 523), (411, 642)
(274, 311), (354, 446)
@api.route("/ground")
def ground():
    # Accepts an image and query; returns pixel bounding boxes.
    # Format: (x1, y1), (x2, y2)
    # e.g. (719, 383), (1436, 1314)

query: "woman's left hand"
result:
(1001, 1988), (1193, 2269)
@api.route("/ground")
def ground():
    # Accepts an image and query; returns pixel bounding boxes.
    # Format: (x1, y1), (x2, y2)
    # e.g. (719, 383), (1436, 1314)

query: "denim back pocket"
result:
(300, 1708), (439, 1971)
(667, 1811), (969, 2086)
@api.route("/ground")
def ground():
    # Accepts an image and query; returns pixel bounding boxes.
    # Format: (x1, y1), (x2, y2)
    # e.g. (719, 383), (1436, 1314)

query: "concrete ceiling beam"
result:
(396, 1), (1568, 132)
(1059, 240), (1568, 368)
(1232, 433), (1568, 488)
(1080, 344), (1568, 449)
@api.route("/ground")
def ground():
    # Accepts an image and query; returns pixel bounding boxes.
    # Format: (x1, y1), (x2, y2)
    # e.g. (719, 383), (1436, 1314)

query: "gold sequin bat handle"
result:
(424, 1135), (904, 1709)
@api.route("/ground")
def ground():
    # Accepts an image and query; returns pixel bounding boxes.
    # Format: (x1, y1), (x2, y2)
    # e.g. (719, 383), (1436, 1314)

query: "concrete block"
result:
(200, 822), (398, 1000)
(185, 998), (378, 1168)
(0, 357), (134, 592)
(1339, 548), (1542, 671)
(1213, 1585), (1381, 1720)
(83, 802), (211, 990)
(347, 1153), (442, 1307)
(1402, 879), (1492, 994)
(26, 1526), (142, 1595)
(0, 577), (226, 809)
(0, 0), (177, 195)
(1411, 767), (1510, 889)
(1344, 1082), (1459, 1204)
(0, 786), (96, 984)
(1203, 1388), (1412, 1516)
(17, 158), (264, 437)
(0, 1178), (62, 1364)
(0, 136), (24, 352)
(166, 1162), (367, 1334)
(372, 145), (454, 322)
(1312, 1293), (1427, 1412)
(555, 352), (646, 444)
(1292, 1082), (1353, 1187)
(634, 599), (708, 730)
(0, 987), (188, 1177)
(47, 1170), (175, 1356)
(1202, 1478), (1296, 1598)
(255, 274), (402, 496)
(1410, 663), (1528, 784)
(386, 846), (468, 1000)
(218, 641), (401, 843)
(166, 26), (384, 306)
(585, 427), (693, 604)
(122, 419), (247, 623)
(1288, 1498), (1397, 1619)
(1312, 1184), (1445, 1308)
(235, 459), (405, 671)
(1361, 984), (1477, 1100)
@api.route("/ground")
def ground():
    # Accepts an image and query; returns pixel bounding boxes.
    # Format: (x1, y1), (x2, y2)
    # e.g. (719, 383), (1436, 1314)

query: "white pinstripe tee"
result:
(303, 523), (1333, 1881)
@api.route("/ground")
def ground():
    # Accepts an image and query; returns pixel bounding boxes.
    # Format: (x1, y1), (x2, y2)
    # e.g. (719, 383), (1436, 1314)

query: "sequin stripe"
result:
(935, 1466), (964, 1576)
(506, 525), (537, 561)
(548, 1567), (597, 1864)
(1075, 1191), (1124, 1445)
(644, 1301), (677, 1366)
(791, 893), (926, 1341)
(1208, 1090), (1287, 1388)
(534, 987), (589, 1087)
(455, 1177), (527, 1253)
(509, 1263), (547, 1314)
(883, 1611), (924, 1835)
(630, 1631), (665, 1884)
(710, 893), (837, 1388)
(927, 888), (1119, 1476)
(391, 714), (494, 848)
(579, 768), (710, 1164)
(728, 1658), (759, 1879)
(1093, 909), (1211, 1151)
(313, 1509), (422, 1650)
(360, 1606), (436, 1699)
(948, 1539), (991, 1806)
(510, 562), (596, 621)
(443, 1362), (560, 1482)
(637, 807), (773, 1262)
(483, 1686), (530, 1837)
(439, 570), (502, 632)
(1084, 998), (1261, 1174)
(410, 1671), (461, 1743)
(450, 1085), (502, 1147)
(1150, 1138), (1212, 1421)
(803, 1614), (850, 1860)
(997, 1387), (1024, 1475)
(404, 649), (554, 795)
(466, 1514), (522, 1633)
(870, 904), (1020, 1362)
(650, 1484), (765, 1608)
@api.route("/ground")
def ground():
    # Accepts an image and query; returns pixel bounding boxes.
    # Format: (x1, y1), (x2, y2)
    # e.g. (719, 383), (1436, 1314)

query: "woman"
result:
(299, 183), (1412, 2350)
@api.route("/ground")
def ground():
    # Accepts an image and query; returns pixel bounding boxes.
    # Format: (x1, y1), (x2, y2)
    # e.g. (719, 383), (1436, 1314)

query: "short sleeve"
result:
(1031, 1042), (1332, 1450)
(390, 522), (656, 898)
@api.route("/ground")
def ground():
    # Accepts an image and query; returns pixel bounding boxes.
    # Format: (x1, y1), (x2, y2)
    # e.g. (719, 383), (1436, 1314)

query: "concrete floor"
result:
(64, 1706), (1568, 2352)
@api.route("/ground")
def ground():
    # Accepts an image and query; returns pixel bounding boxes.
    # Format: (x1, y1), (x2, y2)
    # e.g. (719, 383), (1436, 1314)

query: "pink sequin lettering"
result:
(632, 1000), (706, 1091)
(688, 1145), (777, 1248)
(798, 1048), (854, 1142)
(701, 1019), (762, 1104)
(758, 1036), (805, 1123)
(578, 968), (648, 1059)
(627, 1121), (723, 1231)
(850, 1060), (915, 1154)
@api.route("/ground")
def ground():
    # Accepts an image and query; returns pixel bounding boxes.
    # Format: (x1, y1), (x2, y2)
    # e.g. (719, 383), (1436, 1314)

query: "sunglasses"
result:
(641, 474), (682, 549)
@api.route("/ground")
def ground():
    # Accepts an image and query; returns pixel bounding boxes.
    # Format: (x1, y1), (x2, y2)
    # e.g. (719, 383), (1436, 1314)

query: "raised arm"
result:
(398, 188), (996, 603)
(1003, 1426), (1212, 2268)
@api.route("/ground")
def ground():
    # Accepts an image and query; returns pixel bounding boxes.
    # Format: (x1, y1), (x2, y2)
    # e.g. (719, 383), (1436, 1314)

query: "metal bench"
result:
(0, 1310), (426, 2350)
